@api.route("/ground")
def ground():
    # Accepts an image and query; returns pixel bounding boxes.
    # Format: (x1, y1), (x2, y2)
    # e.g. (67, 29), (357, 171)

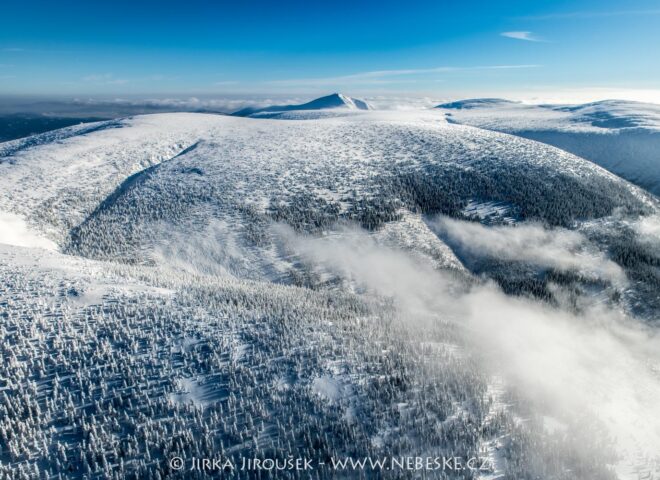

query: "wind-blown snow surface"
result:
(1, 109), (660, 479)
(438, 99), (660, 196)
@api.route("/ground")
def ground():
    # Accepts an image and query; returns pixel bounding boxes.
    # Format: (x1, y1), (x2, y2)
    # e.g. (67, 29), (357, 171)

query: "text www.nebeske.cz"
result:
(176, 456), (494, 472)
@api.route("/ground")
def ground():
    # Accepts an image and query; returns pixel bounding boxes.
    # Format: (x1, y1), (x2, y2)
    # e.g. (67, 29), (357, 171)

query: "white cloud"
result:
(429, 216), (626, 284)
(633, 215), (660, 246)
(501, 31), (544, 42)
(70, 95), (304, 113)
(504, 87), (660, 105)
(275, 223), (660, 467)
(268, 64), (541, 87)
(361, 95), (443, 110)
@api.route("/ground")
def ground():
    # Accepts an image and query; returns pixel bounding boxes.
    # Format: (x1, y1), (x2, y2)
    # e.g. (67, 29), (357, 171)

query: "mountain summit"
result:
(233, 93), (371, 117)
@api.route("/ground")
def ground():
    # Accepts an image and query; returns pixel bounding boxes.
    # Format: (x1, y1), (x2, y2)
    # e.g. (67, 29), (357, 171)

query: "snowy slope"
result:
(438, 99), (660, 196)
(1, 109), (659, 479)
(1, 110), (654, 277)
(232, 92), (371, 117)
(1, 109), (657, 310)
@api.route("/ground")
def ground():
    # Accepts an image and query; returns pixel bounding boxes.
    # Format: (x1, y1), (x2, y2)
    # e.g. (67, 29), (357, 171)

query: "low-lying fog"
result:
(276, 216), (660, 474)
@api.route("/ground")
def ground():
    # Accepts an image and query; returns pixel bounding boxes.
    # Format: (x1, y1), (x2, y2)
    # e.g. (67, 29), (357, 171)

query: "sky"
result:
(1, 0), (660, 103)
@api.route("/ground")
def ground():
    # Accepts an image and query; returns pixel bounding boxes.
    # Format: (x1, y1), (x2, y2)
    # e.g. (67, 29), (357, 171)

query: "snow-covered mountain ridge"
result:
(232, 92), (371, 117)
(437, 98), (660, 195)
(1, 107), (659, 479)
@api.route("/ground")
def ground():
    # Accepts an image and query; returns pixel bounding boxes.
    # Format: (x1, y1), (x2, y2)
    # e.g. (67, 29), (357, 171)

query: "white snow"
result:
(1, 107), (659, 479)
(311, 375), (352, 401)
(0, 211), (57, 250)
(233, 92), (371, 117)
(438, 99), (660, 195)
(0, 113), (221, 243)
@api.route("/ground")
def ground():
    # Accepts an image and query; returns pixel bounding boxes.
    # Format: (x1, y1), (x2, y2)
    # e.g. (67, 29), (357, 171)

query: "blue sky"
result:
(1, 0), (659, 101)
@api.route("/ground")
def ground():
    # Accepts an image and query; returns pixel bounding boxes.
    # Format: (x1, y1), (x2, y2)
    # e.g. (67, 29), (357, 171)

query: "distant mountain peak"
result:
(299, 93), (371, 111)
(233, 93), (371, 117)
